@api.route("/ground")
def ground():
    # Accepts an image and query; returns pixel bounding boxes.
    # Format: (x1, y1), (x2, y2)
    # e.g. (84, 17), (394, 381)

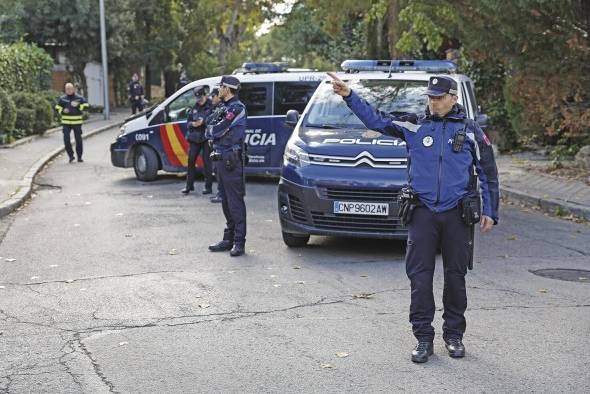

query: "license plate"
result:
(333, 201), (389, 216)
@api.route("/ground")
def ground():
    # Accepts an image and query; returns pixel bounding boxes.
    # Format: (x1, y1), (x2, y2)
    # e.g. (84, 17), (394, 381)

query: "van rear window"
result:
(274, 81), (320, 115)
(240, 83), (272, 116)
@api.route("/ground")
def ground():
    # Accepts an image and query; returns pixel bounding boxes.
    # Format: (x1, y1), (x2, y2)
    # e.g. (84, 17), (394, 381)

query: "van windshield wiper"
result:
(304, 123), (345, 129)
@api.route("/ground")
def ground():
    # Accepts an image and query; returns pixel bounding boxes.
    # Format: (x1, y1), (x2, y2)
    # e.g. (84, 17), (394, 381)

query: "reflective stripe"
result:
(79, 103), (89, 110)
(61, 119), (84, 125)
(55, 105), (63, 114)
(61, 115), (84, 120)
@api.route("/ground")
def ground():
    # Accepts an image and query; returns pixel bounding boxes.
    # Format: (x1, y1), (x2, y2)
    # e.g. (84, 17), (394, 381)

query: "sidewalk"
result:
(0, 111), (127, 217)
(497, 153), (590, 220)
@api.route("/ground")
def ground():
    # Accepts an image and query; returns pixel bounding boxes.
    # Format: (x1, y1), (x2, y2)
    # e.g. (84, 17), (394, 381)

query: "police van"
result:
(278, 60), (488, 247)
(110, 63), (324, 180)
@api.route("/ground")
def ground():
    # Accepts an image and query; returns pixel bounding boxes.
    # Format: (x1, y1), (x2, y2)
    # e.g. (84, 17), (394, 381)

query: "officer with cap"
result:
(206, 76), (248, 257)
(329, 72), (499, 363)
(208, 88), (223, 204)
(182, 86), (214, 194)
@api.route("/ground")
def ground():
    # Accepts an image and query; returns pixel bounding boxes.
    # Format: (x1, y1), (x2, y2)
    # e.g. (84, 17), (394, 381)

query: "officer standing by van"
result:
(55, 83), (89, 163)
(206, 76), (248, 257)
(182, 86), (214, 195)
(128, 73), (145, 114)
(329, 72), (499, 363)
(208, 88), (223, 203)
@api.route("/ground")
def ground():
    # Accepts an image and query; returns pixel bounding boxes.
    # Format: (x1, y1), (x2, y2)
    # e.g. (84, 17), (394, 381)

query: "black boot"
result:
(411, 341), (434, 363)
(181, 187), (194, 195)
(444, 338), (465, 358)
(208, 240), (233, 252)
(210, 194), (222, 203)
(230, 243), (245, 257)
(202, 188), (213, 195)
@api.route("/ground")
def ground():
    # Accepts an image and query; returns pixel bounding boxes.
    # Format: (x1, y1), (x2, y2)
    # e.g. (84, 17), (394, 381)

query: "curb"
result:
(501, 185), (590, 220)
(0, 120), (123, 218)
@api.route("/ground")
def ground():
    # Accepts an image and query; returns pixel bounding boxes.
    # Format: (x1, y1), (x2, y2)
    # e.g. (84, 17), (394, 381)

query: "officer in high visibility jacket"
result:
(55, 83), (89, 163)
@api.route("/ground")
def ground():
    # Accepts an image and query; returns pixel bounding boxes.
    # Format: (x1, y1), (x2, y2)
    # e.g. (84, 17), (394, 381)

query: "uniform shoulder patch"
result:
(225, 111), (236, 121)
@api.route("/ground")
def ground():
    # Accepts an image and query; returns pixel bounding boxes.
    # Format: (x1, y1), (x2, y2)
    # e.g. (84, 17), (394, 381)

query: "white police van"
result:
(110, 63), (324, 180)
(278, 60), (488, 246)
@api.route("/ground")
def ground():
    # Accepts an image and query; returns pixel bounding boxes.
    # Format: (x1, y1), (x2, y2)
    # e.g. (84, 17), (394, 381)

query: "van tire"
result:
(282, 231), (310, 247)
(134, 145), (159, 181)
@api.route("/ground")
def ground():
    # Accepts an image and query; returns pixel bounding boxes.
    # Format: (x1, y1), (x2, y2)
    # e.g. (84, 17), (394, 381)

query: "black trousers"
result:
(131, 100), (144, 114)
(215, 159), (246, 245)
(405, 206), (471, 342)
(185, 141), (213, 190)
(63, 125), (83, 159)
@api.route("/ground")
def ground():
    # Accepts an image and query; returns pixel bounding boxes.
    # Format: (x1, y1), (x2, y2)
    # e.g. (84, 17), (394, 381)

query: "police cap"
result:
(425, 76), (457, 97)
(219, 75), (240, 90)
(210, 88), (219, 97)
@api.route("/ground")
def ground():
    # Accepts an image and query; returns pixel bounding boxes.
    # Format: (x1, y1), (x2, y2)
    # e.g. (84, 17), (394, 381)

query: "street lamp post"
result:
(99, 0), (110, 120)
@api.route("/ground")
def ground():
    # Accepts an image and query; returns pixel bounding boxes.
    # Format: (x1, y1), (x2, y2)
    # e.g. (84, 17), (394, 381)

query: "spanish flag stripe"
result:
(172, 123), (190, 152)
(160, 125), (182, 167)
(165, 124), (188, 166)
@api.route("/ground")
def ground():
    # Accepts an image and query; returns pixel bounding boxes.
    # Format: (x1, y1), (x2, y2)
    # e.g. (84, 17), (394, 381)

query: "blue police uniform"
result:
(55, 93), (89, 162)
(206, 76), (248, 256)
(343, 75), (499, 361)
(183, 87), (214, 194)
(128, 79), (144, 114)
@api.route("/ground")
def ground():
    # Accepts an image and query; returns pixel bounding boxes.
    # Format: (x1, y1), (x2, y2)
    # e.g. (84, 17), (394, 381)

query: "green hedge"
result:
(9, 92), (54, 137)
(0, 42), (53, 92)
(0, 89), (17, 143)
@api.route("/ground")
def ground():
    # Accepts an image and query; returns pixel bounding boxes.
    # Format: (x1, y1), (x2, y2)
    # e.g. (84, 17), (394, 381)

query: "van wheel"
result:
(282, 231), (310, 247)
(134, 145), (159, 181)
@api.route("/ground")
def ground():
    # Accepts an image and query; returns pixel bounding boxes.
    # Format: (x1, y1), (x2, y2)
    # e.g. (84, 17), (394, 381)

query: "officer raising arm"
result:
(328, 72), (499, 363)
(206, 76), (248, 257)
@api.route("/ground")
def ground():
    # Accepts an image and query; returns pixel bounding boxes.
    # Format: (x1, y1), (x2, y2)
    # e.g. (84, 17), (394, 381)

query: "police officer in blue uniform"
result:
(128, 73), (145, 114)
(55, 83), (89, 163)
(182, 86), (214, 195)
(206, 76), (248, 257)
(329, 73), (499, 363)
(208, 88), (224, 204)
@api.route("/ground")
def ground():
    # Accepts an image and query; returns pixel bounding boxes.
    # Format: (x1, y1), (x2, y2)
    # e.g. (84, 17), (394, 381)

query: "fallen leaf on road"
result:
(5, 258), (16, 262)
(270, 275), (277, 278)
(320, 363), (335, 369)
(73, 224), (80, 227)
(195, 295), (202, 298)
(80, 288), (86, 291)
(360, 274), (368, 278)
(124, 234), (132, 238)
(199, 304), (210, 309)
(49, 265), (58, 268)
(0, 286), (5, 289)
(293, 266), (301, 270)
(335, 352), (349, 358)
(352, 293), (374, 299)
(295, 281), (306, 284)
(119, 341), (128, 346)
(84, 202), (91, 205)
(115, 213), (124, 217)
(273, 284), (281, 288)
(508, 235), (518, 240)
(578, 277), (588, 281)
(538, 288), (549, 293)
(30, 276), (39, 280)
(226, 270), (235, 274)
(147, 195), (153, 199)
(168, 249), (178, 255)
(66, 280), (74, 283)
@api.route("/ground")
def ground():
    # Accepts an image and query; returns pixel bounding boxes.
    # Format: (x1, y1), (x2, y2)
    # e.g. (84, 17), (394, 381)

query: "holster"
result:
(397, 186), (422, 226)
(222, 150), (240, 171)
(459, 194), (481, 226)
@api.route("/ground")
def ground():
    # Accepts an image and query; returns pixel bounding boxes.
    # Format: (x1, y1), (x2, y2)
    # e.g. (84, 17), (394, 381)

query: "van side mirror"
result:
(476, 112), (488, 129)
(285, 109), (299, 127)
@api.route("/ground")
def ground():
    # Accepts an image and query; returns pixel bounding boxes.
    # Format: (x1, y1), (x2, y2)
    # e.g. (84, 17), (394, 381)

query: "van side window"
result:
(274, 81), (320, 115)
(240, 83), (272, 116)
(165, 89), (196, 122)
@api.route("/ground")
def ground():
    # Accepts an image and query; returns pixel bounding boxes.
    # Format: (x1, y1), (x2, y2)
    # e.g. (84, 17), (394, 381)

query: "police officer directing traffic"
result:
(329, 72), (499, 363)
(182, 86), (214, 195)
(128, 73), (145, 114)
(55, 83), (89, 163)
(206, 76), (248, 257)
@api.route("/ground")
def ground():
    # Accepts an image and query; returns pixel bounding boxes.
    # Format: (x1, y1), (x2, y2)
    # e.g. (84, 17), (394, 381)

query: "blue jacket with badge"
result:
(206, 96), (247, 152)
(344, 91), (499, 223)
(186, 98), (212, 143)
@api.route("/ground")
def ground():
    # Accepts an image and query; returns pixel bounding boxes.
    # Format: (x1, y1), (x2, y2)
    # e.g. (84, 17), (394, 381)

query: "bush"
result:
(9, 92), (55, 136)
(31, 95), (53, 134)
(0, 42), (53, 92)
(0, 89), (17, 143)
(14, 108), (35, 136)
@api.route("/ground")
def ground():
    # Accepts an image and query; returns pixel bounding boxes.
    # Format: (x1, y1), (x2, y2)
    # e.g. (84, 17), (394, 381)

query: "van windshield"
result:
(304, 79), (428, 129)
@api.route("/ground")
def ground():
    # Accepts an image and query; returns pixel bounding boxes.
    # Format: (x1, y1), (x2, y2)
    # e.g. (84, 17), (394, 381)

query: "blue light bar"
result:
(238, 62), (289, 74)
(341, 59), (457, 73)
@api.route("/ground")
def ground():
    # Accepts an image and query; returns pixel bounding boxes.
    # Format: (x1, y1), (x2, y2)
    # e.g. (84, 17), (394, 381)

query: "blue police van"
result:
(278, 60), (488, 247)
(110, 63), (324, 180)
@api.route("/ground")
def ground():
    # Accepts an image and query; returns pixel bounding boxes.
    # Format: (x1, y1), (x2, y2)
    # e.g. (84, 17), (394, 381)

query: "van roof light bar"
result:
(341, 59), (457, 74)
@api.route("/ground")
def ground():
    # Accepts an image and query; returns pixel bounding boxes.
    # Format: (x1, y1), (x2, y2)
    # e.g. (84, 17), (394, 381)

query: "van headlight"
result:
(284, 143), (310, 168)
(118, 124), (127, 138)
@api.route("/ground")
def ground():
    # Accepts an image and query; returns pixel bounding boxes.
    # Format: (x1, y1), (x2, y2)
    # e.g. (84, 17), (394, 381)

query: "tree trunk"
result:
(387, 0), (403, 58)
(217, 0), (241, 71)
(145, 63), (151, 100)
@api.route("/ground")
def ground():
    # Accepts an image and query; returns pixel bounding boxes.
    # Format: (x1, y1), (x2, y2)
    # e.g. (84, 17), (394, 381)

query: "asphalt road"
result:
(1, 127), (589, 393)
